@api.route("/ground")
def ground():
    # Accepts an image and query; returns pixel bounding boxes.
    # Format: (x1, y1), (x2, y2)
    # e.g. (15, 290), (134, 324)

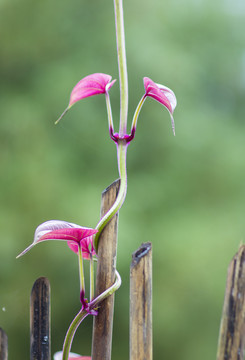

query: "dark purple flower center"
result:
(80, 290), (98, 316)
(109, 127), (135, 144)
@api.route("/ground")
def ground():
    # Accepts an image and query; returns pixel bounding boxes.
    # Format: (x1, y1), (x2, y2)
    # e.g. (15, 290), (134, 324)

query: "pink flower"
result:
(56, 73), (116, 124)
(54, 352), (91, 360)
(143, 77), (177, 135)
(16, 220), (97, 258)
(67, 235), (96, 259)
(69, 73), (116, 106)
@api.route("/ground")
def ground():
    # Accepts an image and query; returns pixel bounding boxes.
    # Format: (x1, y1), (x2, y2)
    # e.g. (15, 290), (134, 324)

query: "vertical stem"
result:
(78, 246), (85, 294)
(114, 0), (128, 136)
(105, 92), (114, 133)
(91, 179), (120, 360)
(217, 244), (245, 360)
(130, 243), (152, 360)
(90, 256), (94, 301)
(62, 310), (89, 360)
(117, 141), (127, 181)
(30, 277), (51, 360)
(131, 96), (146, 132)
(94, 143), (127, 251)
(0, 328), (8, 360)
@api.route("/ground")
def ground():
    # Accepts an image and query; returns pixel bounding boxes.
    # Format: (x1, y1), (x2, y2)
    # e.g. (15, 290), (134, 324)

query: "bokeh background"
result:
(1, 0), (245, 358)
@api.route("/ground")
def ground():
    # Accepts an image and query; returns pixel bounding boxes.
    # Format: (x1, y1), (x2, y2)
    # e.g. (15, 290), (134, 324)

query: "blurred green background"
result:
(1, 0), (245, 358)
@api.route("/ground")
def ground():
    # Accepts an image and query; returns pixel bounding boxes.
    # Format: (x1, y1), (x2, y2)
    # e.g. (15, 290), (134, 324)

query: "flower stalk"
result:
(94, 141), (127, 251)
(62, 310), (89, 360)
(105, 92), (115, 136)
(114, 0), (128, 137)
(78, 245), (85, 295)
(89, 255), (94, 301)
(94, 0), (129, 251)
(131, 96), (146, 136)
(62, 271), (121, 360)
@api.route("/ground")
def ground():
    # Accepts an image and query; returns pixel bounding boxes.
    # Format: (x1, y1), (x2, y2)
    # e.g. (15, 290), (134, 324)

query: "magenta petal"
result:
(34, 220), (81, 242)
(56, 73), (116, 124)
(16, 220), (97, 258)
(143, 77), (176, 114)
(39, 228), (97, 243)
(54, 352), (91, 360)
(105, 79), (116, 92)
(69, 73), (116, 107)
(67, 241), (79, 254)
(143, 77), (177, 135)
(67, 235), (96, 259)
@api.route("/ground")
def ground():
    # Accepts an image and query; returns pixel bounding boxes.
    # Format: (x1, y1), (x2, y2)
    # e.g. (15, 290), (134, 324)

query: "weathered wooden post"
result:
(0, 328), (8, 360)
(217, 244), (245, 360)
(30, 277), (51, 360)
(130, 242), (152, 360)
(91, 179), (120, 360)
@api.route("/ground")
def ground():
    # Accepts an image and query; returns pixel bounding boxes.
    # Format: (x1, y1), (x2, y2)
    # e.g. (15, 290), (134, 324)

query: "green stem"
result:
(62, 309), (89, 360)
(131, 96), (146, 132)
(89, 269), (122, 308)
(105, 92), (114, 132)
(94, 0), (129, 252)
(78, 245), (85, 294)
(114, 0), (128, 136)
(62, 270), (121, 360)
(94, 141), (128, 251)
(90, 255), (94, 301)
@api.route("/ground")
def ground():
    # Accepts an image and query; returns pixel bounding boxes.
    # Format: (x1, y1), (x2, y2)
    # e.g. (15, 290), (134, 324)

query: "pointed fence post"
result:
(91, 179), (120, 360)
(30, 277), (51, 360)
(130, 242), (152, 360)
(0, 328), (8, 360)
(217, 244), (245, 360)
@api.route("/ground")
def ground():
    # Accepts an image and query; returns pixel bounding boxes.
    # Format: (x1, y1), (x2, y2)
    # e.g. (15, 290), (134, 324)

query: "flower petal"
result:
(67, 235), (96, 259)
(54, 351), (91, 360)
(69, 73), (116, 107)
(144, 77), (176, 113)
(34, 220), (81, 242)
(39, 228), (97, 243)
(155, 83), (177, 113)
(143, 77), (177, 135)
(16, 220), (97, 258)
(56, 73), (116, 124)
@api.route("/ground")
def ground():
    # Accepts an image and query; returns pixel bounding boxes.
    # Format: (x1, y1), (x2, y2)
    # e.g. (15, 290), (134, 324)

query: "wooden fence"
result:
(0, 181), (152, 360)
(0, 246), (152, 360)
(1, 181), (245, 359)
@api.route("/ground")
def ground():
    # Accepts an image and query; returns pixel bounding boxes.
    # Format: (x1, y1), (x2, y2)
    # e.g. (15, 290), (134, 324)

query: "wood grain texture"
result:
(217, 245), (245, 360)
(130, 242), (152, 360)
(30, 277), (51, 360)
(91, 179), (120, 360)
(0, 328), (8, 360)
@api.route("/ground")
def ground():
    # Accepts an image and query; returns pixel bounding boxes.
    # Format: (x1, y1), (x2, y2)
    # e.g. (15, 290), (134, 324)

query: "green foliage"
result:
(0, 0), (245, 359)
